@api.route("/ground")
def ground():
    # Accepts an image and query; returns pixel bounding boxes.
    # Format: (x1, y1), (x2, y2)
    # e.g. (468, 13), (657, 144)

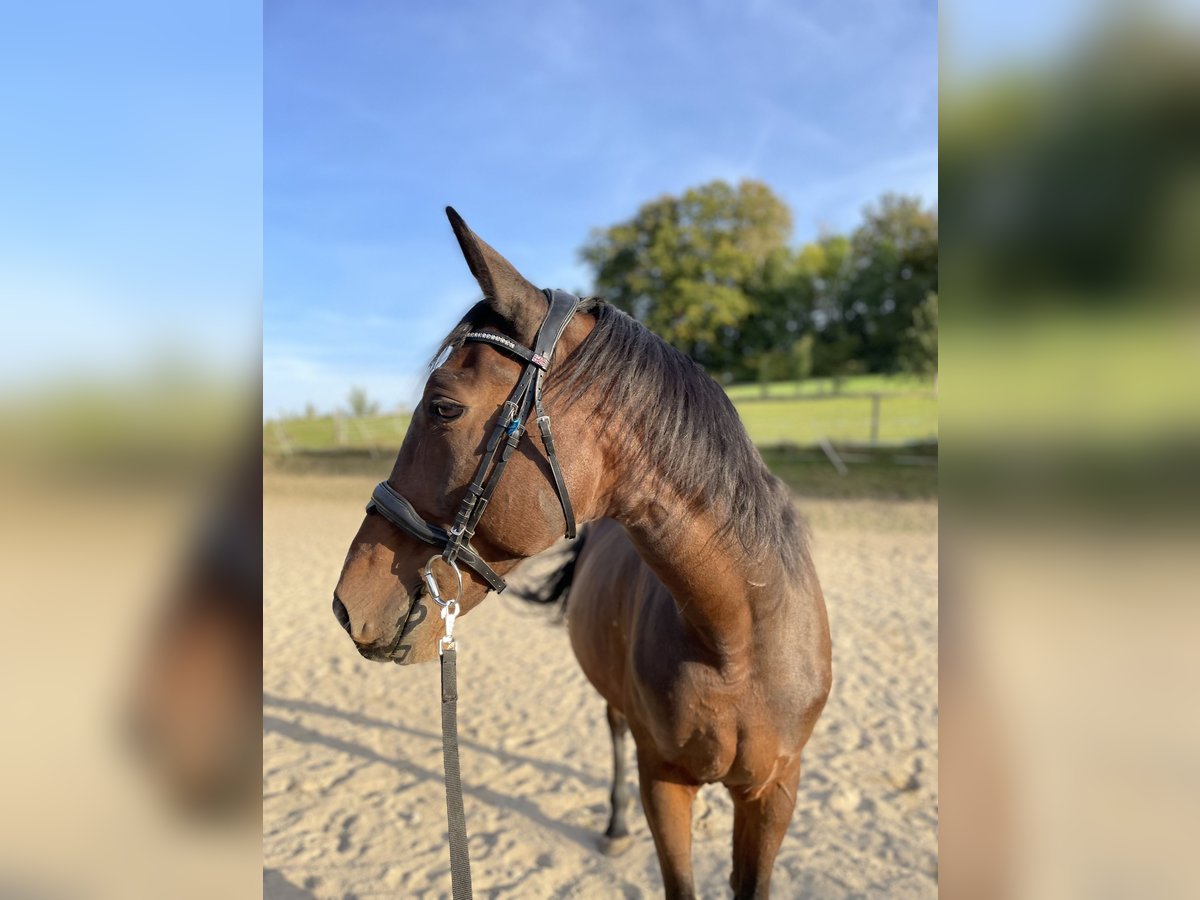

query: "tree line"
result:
(580, 180), (937, 387)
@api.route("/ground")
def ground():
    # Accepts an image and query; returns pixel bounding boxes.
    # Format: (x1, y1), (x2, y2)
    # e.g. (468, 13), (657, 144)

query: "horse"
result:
(333, 208), (832, 898)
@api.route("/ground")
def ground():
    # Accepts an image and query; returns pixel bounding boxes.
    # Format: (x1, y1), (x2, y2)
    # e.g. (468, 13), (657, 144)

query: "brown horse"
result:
(333, 209), (832, 898)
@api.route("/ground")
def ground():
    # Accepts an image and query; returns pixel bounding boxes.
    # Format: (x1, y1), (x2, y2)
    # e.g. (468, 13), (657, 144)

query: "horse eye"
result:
(429, 398), (465, 421)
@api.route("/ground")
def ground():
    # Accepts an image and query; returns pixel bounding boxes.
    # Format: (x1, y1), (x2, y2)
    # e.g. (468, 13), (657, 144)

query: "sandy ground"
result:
(264, 473), (938, 898)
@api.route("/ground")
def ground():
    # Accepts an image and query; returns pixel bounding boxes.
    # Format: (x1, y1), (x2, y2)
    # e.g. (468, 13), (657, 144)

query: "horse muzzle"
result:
(332, 590), (435, 665)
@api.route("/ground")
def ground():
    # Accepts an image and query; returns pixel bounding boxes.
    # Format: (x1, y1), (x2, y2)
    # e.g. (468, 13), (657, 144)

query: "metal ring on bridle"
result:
(423, 556), (463, 608)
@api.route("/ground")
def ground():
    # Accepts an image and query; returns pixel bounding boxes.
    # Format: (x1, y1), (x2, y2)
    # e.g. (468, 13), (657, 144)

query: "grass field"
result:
(724, 373), (934, 400)
(736, 391), (936, 445)
(264, 374), (937, 456)
(264, 413), (411, 456)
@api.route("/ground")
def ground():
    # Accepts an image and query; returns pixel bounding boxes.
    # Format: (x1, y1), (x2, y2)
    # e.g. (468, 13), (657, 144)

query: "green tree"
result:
(582, 183), (937, 381)
(346, 385), (379, 418)
(788, 232), (856, 379)
(941, 22), (1200, 304)
(835, 195), (936, 374)
(580, 179), (792, 375)
(752, 333), (816, 397)
(902, 291), (938, 376)
(812, 334), (863, 393)
(790, 333), (815, 394)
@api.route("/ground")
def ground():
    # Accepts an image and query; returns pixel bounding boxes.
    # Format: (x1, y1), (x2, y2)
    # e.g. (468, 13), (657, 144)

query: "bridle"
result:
(363, 287), (580, 598)
(360, 288), (582, 900)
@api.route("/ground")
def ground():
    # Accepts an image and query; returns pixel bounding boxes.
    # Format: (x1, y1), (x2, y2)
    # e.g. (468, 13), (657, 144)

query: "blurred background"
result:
(0, 1), (261, 897)
(941, 0), (1200, 897)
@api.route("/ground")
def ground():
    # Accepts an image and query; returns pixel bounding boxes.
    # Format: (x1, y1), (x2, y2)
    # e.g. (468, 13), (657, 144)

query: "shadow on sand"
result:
(262, 868), (317, 899)
(263, 694), (605, 853)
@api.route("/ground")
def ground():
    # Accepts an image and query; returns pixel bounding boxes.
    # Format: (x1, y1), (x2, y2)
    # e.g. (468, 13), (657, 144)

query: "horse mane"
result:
(434, 298), (808, 578)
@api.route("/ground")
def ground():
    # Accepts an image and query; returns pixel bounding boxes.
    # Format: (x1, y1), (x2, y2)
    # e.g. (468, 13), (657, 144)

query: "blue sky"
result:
(265, 0), (938, 417)
(0, 0), (261, 395)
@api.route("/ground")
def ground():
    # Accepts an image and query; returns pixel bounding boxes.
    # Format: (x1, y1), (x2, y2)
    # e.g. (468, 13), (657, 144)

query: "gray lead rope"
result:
(440, 646), (473, 899)
(425, 559), (472, 898)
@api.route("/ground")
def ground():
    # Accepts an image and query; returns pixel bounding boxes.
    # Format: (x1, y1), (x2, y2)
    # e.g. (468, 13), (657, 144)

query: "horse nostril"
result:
(332, 596), (351, 634)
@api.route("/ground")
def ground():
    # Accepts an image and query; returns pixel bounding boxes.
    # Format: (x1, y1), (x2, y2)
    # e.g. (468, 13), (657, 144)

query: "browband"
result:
(460, 332), (540, 367)
(365, 288), (581, 594)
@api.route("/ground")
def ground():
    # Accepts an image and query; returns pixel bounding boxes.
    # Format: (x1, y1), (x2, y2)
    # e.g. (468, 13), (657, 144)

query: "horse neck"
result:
(608, 474), (793, 663)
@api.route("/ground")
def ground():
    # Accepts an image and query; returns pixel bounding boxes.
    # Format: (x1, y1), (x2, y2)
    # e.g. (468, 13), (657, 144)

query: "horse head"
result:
(332, 208), (600, 664)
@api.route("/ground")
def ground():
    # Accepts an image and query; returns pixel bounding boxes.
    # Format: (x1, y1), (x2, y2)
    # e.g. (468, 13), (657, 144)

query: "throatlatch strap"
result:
(535, 396), (576, 538)
(530, 289), (581, 538)
(441, 647), (473, 899)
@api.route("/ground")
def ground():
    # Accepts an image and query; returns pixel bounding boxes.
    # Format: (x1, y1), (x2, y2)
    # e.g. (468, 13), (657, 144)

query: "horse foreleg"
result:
(637, 752), (700, 899)
(728, 761), (801, 899)
(602, 704), (633, 852)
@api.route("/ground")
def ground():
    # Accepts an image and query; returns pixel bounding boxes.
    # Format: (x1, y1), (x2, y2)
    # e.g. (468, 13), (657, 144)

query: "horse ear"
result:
(445, 207), (547, 343)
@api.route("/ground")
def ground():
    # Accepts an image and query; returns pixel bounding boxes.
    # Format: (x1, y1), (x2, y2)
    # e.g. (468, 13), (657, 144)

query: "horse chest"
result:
(629, 647), (775, 783)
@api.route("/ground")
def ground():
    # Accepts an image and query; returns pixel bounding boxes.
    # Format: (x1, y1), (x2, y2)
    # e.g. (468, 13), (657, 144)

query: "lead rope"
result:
(424, 559), (473, 899)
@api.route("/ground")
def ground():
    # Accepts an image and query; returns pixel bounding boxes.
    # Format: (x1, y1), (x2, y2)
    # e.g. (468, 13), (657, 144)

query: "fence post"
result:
(352, 418), (380, 460)
(870, 393), (881, 445)
(818, 436), (849, 476)
(272, 421), (293, 457)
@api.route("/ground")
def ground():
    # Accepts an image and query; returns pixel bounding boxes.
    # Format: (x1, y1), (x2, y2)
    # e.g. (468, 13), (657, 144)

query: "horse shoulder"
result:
(754, 580), (833, 741)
